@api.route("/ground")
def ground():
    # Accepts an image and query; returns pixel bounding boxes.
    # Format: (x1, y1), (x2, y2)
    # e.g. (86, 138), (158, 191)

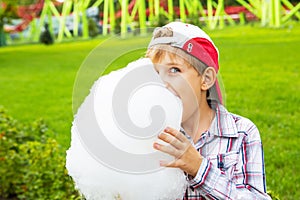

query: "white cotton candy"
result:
(66, 58), (187, 200)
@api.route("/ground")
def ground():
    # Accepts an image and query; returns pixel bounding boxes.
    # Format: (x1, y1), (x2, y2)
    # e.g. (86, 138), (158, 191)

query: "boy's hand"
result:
(153, 127), (202, 177)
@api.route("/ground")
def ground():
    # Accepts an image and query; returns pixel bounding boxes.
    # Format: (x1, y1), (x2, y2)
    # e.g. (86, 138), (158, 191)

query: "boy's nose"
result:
(158, 71), (169, 82)
(157, 71), (165, 81)
(158, 73), (170, 88)
(157, 72), (178, 97)
(164, 82), (178, 97)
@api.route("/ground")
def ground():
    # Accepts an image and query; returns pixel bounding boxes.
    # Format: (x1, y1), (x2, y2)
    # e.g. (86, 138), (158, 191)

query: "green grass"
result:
(0, 40), (100, 145)
(0, 23), (299, 199)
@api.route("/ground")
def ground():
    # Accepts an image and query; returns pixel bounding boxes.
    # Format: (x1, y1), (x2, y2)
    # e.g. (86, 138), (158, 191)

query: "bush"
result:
(88, 18), (99, 38)
(0, 107), (80, 200)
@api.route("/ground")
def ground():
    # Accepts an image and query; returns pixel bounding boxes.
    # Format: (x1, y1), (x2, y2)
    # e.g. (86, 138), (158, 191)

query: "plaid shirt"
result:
(182, 104), (271, 200)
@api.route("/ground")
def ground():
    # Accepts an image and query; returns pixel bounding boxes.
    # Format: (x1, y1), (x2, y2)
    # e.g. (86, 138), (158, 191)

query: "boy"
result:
(147, 22), (271, 199)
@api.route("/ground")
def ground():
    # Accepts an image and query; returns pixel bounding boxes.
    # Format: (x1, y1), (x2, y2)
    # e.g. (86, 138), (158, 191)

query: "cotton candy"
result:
(66, 58), (187, 200)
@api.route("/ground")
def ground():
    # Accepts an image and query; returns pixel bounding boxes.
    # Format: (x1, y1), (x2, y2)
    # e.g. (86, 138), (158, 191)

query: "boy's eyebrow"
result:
(163, 62), (181, 66)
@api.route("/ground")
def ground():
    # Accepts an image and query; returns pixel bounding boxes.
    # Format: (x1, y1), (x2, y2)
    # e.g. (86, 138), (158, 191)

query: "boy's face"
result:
(153, 53), (203, 124)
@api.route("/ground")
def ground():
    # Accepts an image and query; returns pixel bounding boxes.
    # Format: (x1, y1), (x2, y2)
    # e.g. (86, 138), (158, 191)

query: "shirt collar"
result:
(209, 103), (239, 138)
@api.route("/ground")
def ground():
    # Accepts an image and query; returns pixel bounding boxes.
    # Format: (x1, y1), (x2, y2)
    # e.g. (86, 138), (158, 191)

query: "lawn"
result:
(0, 23), (299, 199)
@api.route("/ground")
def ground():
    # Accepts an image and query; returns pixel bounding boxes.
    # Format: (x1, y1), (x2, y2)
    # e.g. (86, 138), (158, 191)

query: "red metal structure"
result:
(4, 0), (44, 33)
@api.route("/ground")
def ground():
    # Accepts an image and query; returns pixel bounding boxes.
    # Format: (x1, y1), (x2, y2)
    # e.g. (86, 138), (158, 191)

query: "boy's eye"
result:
(170, 67), (181, 73)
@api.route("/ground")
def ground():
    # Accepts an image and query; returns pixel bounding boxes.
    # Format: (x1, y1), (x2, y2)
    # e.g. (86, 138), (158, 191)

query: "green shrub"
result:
(0, 107), (80, 200)
(88, 18), (99, 38)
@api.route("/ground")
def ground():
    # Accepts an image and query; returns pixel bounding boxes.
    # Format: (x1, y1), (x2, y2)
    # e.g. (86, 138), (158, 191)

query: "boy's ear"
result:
(201, 67), (217, 91)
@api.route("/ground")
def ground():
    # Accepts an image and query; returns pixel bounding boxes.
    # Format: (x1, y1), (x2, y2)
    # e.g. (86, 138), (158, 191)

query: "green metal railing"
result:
(27, 0), (300, 42)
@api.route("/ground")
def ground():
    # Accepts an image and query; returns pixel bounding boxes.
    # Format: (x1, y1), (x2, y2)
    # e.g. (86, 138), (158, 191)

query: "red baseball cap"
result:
(148, 22), (224, 105)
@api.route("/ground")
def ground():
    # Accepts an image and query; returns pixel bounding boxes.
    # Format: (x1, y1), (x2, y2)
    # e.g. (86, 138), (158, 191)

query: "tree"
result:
(0, 1), (18, 46)
(0, 0), (35, 46)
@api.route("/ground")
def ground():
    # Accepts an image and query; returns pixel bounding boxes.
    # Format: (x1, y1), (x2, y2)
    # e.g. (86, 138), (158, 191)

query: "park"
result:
(0, 0), (299, 199)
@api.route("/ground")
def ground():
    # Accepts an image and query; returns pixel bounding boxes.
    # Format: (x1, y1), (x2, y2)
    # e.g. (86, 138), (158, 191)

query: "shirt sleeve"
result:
(186, 125), (271, 200)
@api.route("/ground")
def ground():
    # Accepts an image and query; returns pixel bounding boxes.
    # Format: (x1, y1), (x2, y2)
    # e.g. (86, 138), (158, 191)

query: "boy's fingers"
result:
(159, 160), (171, 167)
(159, 159), (181, 168)
(164, 127), (187, 142)
(158, 132), (183, 150)
(153, 143), (181, 158)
